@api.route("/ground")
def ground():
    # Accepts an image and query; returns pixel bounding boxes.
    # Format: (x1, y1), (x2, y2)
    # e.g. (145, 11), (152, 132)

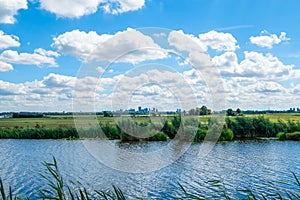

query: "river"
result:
(0, 139), (299, 199)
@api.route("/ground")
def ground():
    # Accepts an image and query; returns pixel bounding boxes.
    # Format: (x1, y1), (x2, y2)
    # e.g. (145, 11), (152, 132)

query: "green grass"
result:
(1, 113), (298, 130)
(0, 157), (300, 199)
(244, 113), (300, 123)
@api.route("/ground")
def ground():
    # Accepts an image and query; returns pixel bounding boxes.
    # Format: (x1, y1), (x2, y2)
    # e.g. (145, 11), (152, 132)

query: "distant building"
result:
(127, 108), (135, 114)
(176, 108), (181, 114)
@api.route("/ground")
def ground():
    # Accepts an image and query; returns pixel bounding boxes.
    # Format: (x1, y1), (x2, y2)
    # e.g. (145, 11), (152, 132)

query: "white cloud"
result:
(52, 28), (167, 64)
(238, 51), (293, 80)
(0, 31), (20, 49)
(250, 31), (290, 48)
(248, 81), (285, 93)
(52, 29), (109, 59)
(38, 0), (145, 18)
(0, 80), (26, 95)
(0, 49), (59, 67)
(42, 73), (75, 88)
(0, 0), (28, 24)
(168, 30), (206, 53)
(212, 51), (239, 75)
(0, 61), (13, 72)
(34, 48), (60, 57)
(39, 0), (104, 18)
(168, 30), (213, 70)
(97, 66), (105, 73)
(198, 30), (239, 51)
(212, 51), (294, 81)
(102, 0), (145, 14)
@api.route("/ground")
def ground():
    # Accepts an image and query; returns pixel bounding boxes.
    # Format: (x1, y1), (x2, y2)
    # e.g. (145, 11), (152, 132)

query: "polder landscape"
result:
(1, 0), (300, 199)
(1, 109), (300, 142)
(0, 109), (300, 199)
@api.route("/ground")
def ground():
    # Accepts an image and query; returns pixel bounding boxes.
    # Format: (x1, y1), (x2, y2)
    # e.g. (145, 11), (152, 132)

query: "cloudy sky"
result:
(0, 0), (299, 112)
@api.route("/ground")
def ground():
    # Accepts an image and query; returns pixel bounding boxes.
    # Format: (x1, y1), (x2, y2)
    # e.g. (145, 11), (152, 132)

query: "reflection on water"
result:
(0, 139), (299, 199)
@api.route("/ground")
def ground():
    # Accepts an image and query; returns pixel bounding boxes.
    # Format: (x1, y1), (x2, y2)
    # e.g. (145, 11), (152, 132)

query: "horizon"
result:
(0, 0), (300, 112)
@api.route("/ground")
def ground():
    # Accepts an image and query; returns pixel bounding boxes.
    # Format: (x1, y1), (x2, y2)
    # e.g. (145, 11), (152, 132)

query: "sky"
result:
(0, 0), (300, 112)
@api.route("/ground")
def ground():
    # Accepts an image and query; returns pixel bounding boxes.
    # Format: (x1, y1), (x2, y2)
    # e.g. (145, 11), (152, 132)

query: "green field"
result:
(244, 113), (300, 123)
(0, 113), (299, 130)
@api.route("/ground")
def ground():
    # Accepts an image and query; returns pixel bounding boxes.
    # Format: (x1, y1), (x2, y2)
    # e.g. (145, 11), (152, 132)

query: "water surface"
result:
(0, 139), (299, 199)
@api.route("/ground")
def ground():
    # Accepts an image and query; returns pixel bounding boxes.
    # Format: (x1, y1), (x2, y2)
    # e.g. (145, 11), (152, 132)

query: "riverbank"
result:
(0, 115), (299, 141)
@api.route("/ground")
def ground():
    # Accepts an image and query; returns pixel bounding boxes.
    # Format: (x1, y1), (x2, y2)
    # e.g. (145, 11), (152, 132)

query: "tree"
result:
(200, 106), (208, 115)
(226, 108), (235, 116)
(103, 111), (113, 117)
(189, 108), (195, 115)
(236, 108), (242, 115)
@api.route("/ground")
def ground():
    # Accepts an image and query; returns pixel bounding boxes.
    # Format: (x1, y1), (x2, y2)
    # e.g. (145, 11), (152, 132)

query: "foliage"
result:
(148, 132), (168, 141)
(225, 116), (300, 139)
(287, 132), (300, 141)
(226, 108), (235, 116)
(0, 115), (299, 141)
(277, 132), (287, 141)
(194, 127), (207, 142)
(0, 128), (78, 139)
(219, 128), (234, 141)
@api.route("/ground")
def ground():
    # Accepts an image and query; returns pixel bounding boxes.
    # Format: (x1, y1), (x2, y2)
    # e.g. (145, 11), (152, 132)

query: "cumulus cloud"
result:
(38, 0), (145, 18)
(0, 0), (28, 24)
(212, 51), (294, 81)
(102, 0), (145, 14)
(168, 30), (206, 53)
(52, 29), (109, 59)
(248, 81), (285, 93)
(0, 61), (14, 72)
(250, 30), (290, 48)
(39, 0), (103, 18)
(0, 49), (59, 67)
(168, 30), (213, 69)
(0, 80), (26, 95)
(52, 28), (167, 64)
(198, 30), (239, 51)
(212, 52), (239, 75)
(0, 31), (20, 49)
(42, 73), (75, 88)
(238, 51), (293, 80)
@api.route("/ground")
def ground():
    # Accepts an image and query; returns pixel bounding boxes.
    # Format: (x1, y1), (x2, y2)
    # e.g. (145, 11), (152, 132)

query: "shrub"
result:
(194, 127), (207, 142)
(148, 132), (168, 141)
(286, 132), (300, 141)
(219, 128), (234, 141)
(277, 132), (286, 141)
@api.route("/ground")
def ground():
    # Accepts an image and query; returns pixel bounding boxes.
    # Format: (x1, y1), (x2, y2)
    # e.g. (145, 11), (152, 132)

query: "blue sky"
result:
(0, 0), (299, 112)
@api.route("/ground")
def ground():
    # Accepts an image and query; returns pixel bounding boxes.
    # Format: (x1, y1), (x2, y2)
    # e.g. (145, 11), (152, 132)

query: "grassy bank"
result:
(0, 114), (299, 141)
(1, 157), (299, 200)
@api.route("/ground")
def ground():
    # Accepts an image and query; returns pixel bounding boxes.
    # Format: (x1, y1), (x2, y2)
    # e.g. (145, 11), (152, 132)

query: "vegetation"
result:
(0, 114), (299, 141)
(0, 157), (300, 199)
(225, 116), (300, 140)
(0, 128), (78, 139)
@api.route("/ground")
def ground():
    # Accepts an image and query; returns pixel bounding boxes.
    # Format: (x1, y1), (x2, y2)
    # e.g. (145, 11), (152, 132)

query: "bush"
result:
(219, 128), (234, 141)
(286, 132), (300, 141)
(194, 128), (207, 142)
(277, 132), (286, 141)
(148, 132), (169, 141)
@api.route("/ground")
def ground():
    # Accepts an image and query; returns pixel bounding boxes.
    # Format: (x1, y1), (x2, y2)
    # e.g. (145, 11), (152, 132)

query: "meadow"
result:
(0, 113), (299, 129)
